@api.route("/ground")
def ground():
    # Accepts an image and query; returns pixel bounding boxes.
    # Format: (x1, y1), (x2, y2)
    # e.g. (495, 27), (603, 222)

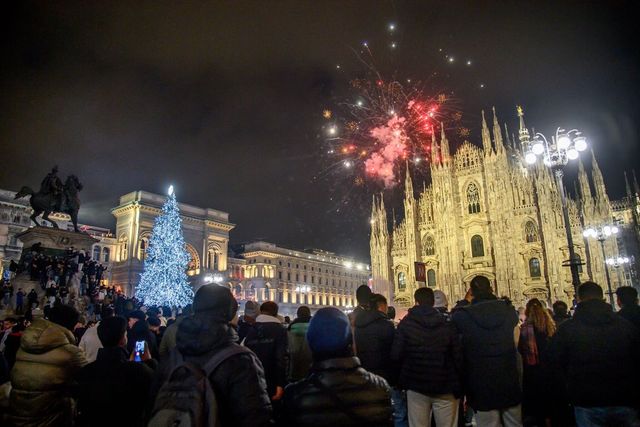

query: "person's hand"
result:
(271, 386), (284, 401)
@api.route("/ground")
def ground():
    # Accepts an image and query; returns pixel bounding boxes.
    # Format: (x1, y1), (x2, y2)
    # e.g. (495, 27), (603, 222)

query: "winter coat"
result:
(288, 319), (312, 382)
(452, 297), (521, 411)
(618, 304), (640, 333)
(75, 346), (156, 427)
(78, 322), (102, 363)
(549, 299), (640, 408)
(354, 310), (396, 384)
(8, 318), (88, 427)
(244, 314), (289, 396)
(282, 356), (392, 427)
(158, 316), (182, 360)
(392, 305), (462, 396)
(152, 314), (273, 427)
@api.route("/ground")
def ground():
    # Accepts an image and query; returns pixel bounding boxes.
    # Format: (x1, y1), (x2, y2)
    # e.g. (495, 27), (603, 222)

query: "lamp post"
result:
(583, 225), (620, 307)
(524, 127), (588, 295)
(606, 255), (630, 302)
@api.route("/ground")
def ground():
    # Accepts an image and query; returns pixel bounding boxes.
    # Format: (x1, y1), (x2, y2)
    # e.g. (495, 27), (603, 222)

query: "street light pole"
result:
(584, 224), (620, 309)
(555, 168), (582, 291)
(598, 238), (614, 306)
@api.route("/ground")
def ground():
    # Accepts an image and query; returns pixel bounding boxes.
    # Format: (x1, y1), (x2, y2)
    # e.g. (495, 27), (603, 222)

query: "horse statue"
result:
(14, 173), (84, 232)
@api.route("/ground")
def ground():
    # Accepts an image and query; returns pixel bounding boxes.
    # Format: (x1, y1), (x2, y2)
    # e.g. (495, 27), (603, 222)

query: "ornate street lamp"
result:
(523, 124), (588, 294)
(583, 225), (620, 306)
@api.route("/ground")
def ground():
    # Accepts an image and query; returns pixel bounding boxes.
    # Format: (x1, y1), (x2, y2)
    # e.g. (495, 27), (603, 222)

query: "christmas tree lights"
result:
(135, 186), (194, 307)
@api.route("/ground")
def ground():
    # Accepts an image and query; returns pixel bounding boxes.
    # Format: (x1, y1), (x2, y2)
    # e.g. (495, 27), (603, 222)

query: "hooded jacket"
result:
(288, 317), (312, 382)
(153, 314), (273, 427)
(244, 314), (289, 396)
(354, 310), (396, 384)
(282, 357), (392, 427)
(392, 305), (462, 396)
(549, 299), (640, 408)
(452, 297), (521, 411)
(9, 318), (88, 427)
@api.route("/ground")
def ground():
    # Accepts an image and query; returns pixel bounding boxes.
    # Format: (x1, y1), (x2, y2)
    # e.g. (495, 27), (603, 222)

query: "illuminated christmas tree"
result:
(135, 186), (194, 307)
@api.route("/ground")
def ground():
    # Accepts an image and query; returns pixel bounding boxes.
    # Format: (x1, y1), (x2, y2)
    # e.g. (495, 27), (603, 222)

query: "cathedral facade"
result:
(370, 108), (637, 309)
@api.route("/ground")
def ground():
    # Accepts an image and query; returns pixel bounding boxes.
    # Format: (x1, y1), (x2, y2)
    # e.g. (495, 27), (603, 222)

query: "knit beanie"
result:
(306, 307), (352, 359)
(243, 300), (260, 318)
(433, 290), (449, 309)
(193, 285), (238, 322)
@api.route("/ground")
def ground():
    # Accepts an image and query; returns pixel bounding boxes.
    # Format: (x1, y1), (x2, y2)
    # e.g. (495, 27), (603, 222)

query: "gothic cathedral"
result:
(370, 107), (635, 308)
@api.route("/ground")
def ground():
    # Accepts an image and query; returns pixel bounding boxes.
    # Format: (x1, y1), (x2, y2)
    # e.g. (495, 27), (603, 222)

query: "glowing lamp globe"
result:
(531, 141), (545, 155)
(603, 226), (612, 236)
(557, 135), (571, 150)
(567, 148), (579, 160)
(168, 185), (174, 196)
(525, 152), (537, 165)
(611, 226), (619, 234)
(574, 136), (587, 152)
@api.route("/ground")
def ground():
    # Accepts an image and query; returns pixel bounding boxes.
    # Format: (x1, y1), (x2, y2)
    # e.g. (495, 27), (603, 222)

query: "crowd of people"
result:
(0, 277), (638, 427)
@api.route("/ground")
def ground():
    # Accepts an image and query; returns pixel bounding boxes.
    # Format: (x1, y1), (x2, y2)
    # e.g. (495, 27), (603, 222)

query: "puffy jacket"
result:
(354, 310), (395, 383)
(549, 299), (640, 408)
(282, 356), (392, 427)
(288, 319), (312, 382)
(452, 297), (521, 411)
(391, 305), (462, 396)
(244, 314), (289, 396)
(8, 318), (88, 427)
(153, 314), (273, 427)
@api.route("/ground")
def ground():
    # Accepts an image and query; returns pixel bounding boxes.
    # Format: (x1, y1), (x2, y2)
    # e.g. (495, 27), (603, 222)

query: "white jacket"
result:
(78, 322), (102, 362)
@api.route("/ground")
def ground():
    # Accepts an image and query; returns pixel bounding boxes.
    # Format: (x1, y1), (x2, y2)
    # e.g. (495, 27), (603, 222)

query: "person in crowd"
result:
(0, 317), (17, 353)
(349, 284), (373, 327)
(237, 300), (259, 343)
(244, 301), (289, 403)
(2, 319), (27, 370)
(75, 316), (156, 427)
(27, 288), (38, 309)
(550, 282), (640, 425)
(288, 305), (312, 382)
(355, 293), (395, 383)
(154, 284), (272, 427)
(15, 288), (24, 315)
(433, 289), (449, 316)
(282, 307), (392, 427)
(518, 298), (557, 426)
(8, 304), (88, 426)
(392, 287), (462, 427)
(551, 300), (571, 327)
(127, 311), (159, 360)
(148, 316), (163, 348)
(79, 306), (114, 362)
(158, 304), (192, 360)
(452, 276), (522, 426)
(616, 286), (640, 331)
(387, 305), (398, 325)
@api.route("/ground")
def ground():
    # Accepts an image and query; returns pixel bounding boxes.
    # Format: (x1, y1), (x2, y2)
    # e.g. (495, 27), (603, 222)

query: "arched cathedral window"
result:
(397, 272), (406, 291)
(427, 269), (436, 287)
(529, 258), (541, 278)
(525, 221), (539, 243)
(467, 183), (481, 214)
(423, 235), (435, 256)
(471, 235), (484, 257)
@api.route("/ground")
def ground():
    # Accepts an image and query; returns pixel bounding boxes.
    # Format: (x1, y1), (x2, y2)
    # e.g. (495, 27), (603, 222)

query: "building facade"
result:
(231, 241), (370, 317)
(370, 108), (636, 308)
(111, 190), (234, 296)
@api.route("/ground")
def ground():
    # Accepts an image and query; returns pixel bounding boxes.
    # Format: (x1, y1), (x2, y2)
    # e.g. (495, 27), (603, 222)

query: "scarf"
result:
(520, 323), (539, 366)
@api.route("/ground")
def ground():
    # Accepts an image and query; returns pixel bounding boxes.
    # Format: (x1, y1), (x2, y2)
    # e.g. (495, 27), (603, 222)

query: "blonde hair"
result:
(525, 298), (556, 337)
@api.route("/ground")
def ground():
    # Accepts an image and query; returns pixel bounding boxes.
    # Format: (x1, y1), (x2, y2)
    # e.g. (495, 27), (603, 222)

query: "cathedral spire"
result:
(624, 171), (633, 198)
(517, 105), (530, 147)
(405, 161), (414, 198)
(431, 131), (440, 166)
(504, 123), (514, 151)
(481, 110), (493, 154)
(440, 122), (450, 162)
(370, 194), (378, 236)
(578, 158), (592, 200)
(633, 170), (640, 196)
(590, 149), (608, 202)
(492, 107), (505, 154)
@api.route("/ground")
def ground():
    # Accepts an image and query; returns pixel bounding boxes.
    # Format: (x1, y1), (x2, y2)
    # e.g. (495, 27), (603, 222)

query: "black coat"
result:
(75, 347), (156, 427)
(282, 356), (392, 427)
(156, 314), (273, 427)
(244, 315), (289, 396)
(618, 304), (640, 333)
(354, 310), (396, 383)
(392, 305), (462, 397)
(452, 297), (521, 411)
(549, 299), (640, 408)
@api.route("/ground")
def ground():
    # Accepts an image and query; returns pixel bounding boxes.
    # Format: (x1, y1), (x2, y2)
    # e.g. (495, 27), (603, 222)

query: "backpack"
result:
(148, 344), (251, 427)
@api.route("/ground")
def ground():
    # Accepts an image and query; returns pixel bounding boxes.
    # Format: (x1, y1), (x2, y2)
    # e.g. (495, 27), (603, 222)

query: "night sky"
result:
(2, 1), (639, 260)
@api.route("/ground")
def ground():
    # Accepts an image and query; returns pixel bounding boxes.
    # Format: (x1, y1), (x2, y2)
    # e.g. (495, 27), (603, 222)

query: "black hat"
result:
(193, 285), (238, 322)
(126, 310), (146, 322)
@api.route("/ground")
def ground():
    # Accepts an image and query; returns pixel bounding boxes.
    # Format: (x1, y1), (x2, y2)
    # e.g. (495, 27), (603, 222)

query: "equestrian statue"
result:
(14, 166), (84, 232)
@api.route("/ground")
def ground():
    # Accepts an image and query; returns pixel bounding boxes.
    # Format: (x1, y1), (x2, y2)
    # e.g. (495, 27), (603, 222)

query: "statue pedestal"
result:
(16, 226), (98, 255)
